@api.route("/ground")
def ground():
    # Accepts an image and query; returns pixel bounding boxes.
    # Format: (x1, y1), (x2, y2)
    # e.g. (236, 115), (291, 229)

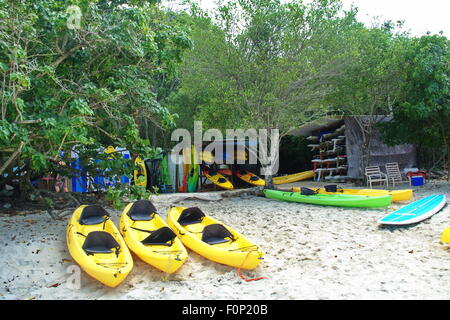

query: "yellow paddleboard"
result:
(272, 170), (314, 185)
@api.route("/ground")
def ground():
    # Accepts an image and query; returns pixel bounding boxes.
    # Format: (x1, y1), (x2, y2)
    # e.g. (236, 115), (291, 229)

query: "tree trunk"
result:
(263, 173), (274, 189)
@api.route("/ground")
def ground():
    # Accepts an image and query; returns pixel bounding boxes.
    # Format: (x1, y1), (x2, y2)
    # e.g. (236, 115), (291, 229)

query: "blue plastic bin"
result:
(411, 176), (424, 186)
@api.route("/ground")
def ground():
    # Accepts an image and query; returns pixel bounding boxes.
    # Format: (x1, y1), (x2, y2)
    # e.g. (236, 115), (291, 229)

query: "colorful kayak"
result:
(133, 156), (147, 188)
(217, 168), (233, 176)
(105, 145), (116, 156)
(167, 206), (264, 269)
(202, 166), (234, 190)
(180, 147), (190, 192)
(378, 194), (446, 225)
(66, 205), (133, 287)
(120, 200), (187, 273)
(294, 186), (413, 202)
(272, 170), (314, 185)
(263, 189), (392, 208)
(160, 153), (171, 186)
(235, 169), (265, 187)
(187, 146), (199, 192)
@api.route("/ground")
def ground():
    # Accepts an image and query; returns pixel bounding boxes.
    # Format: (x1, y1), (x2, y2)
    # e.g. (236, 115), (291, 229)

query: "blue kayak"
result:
(378, 194), (446, 225)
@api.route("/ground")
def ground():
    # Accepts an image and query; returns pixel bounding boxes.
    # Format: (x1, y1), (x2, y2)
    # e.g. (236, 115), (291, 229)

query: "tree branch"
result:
(0, 141), (25, 176)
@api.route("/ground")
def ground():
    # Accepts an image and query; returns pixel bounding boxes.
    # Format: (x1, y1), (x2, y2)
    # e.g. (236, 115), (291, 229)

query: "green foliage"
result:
(1, 0), (448, 194)
(0, 0), (192, 193)
(327, 21), (409, 116)
(105, 187), (126, 210)
(167, 0), (363, 136)
(379, 35), (449, 169)
(106, 182), (154, 209)
(380, 35), (449, 146)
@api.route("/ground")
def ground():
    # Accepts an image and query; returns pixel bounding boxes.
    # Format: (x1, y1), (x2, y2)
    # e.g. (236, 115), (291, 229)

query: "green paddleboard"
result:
(187, 146), (199, 192)
(160, 154), (171, 185)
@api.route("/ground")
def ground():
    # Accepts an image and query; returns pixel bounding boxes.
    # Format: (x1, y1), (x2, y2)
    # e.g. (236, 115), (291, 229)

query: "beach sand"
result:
(0, 180), (449, 300)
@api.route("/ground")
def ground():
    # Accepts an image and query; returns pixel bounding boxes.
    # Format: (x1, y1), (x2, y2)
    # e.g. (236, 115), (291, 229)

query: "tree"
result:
(379, 34), (450, 174)
(327, 20), (413, 178)
(167, 0), (363, 184)
(0, 0), (192, 199)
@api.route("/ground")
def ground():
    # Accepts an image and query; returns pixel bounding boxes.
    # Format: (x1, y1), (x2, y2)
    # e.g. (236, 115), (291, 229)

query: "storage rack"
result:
(307, 124), (348, 181)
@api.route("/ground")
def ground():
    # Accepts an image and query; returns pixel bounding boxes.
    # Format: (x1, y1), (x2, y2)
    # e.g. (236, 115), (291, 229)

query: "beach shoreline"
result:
(1, 180), (449, 300)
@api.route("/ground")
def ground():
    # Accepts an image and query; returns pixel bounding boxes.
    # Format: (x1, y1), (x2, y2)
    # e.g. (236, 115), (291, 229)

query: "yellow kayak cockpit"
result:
(120, 200), (187, 274)
(167, 206), (264, 270)
(66, 205), (133, 287)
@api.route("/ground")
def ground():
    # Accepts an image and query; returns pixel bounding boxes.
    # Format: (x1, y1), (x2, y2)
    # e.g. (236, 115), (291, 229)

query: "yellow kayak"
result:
(66, 205), (133, 287)
(167, 206), (264, 269)
(307, 187), (413, 202)
(202, 166), (234, 190)
(235, 169), (265, 187)
(120, 200), (188, 274)
(442, 227), (450, 244)
(273, 170), (314, 185)
(105, 145), (116, 157)
(133, 156), (147, 187)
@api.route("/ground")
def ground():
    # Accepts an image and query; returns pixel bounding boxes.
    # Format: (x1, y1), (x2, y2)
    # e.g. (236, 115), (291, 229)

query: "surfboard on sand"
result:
(378, 194), (446, 225)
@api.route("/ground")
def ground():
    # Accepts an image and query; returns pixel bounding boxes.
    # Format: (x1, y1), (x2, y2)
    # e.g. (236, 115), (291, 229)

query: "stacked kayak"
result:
(66, 205), (133, 287)
(167, 206), (264, 269)
(202, 165), (234, 190)
(187, 146), (199, 192)
(234, 169), (265, 187)
(272, 170), (314, 185)
(120, 200), (187, 274)
(263, 189), (392, 208)
(133, 156), (147, 188)
(180, 147), (190, 192)
(294, 187), (413, 202)
(378, 194), (446, 225)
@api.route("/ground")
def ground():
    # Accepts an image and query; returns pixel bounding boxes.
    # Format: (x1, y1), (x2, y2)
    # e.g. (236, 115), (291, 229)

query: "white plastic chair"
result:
(364, 166), (388, 188)
(385, 163), (411, 187)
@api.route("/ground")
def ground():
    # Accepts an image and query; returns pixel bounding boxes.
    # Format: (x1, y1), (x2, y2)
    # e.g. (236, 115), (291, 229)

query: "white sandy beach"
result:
(0, 180), (449, 300)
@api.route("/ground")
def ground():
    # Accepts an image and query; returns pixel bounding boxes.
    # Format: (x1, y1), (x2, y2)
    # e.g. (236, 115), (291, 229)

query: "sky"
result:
(176, 0), (449, 37)
(340, 0), (449, 36)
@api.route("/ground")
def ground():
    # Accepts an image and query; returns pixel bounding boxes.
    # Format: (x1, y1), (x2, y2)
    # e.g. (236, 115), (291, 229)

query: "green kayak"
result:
(263, 189), (392, 208)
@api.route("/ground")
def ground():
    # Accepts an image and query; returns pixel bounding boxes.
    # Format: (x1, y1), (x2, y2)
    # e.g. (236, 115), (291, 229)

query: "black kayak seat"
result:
(79, 205), (110, 225)
(324, 184), (338, 192)
(141, 227), (176, 246)
(237, 169), (247, 175)
(178, 207), (205, 225)
(202, 224), (234, 245)
(250, 176), (259, 181)
(82, 231), (120, 255)
(207, 168), (217, 176)
(301, 187), (317, 196)
(128, 200), (157, 221)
